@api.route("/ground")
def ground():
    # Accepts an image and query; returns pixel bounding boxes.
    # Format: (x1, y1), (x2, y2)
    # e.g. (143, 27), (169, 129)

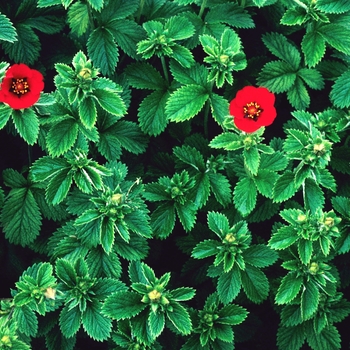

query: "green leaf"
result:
(2, 168), (27, 188)
(0, 12), (17, 42)
(205, 3), (254, 29)
(166, 85), (209, 122)
(166, 15), (195, 40)
(12, 109), (39, 145)
(82, 300), (112, 341)
(254, 170), (279, 198)
(14, 305), (38, 337)
(1, 188), (41, 246)
(209, 93), (229, 125)
(103, 291), (146, 320)
(301, 281), (319, 321)
(125, 62), (166, 90)
(192, 239), (219, 259)
(330, 70), (350, 108)
(30, 156), (69, 182)
(269, 226), (298, 250)
(277, 324), (305, 350)
(108, 19), (145, 59)
(241, 264), (269, 303)
(0, 104), (11, 129)
(56, 258), (77, 287)
(273, 171), (297, 202)
(100, 217), (115, 253)
(233, 177), (257, 216)
(46, 169), (73, 205)
(138, 90), (169, 136)
(298, 239), (313, 265)
(209, 132), (242, 151)
(218, 304), (248, 326)
(86, 248), (122, 279)
(94, 89), (126, 117)
(331, 196), (350, 218)
(37, 0), (61, 6)
(262, 32), (301, 69)
(304, 178), (325, 214)
(170, 287), (195, 301)
(150, 203), (175, 239)
(243, 245), (278, 268)
(257, 61), (297, 93)
(207, 211), (230, 238)
(217, 266), (241, 304)
(243, 147), (260, 175)
(47, 118), (79, 157)
(114, 233), (149, 261)
(275, 272), (303, 305)
(67, 1), (89, 36)
(148, 311), (165, 338)
(166, 302), (192, 335)
(174, 145), (205, 172)
(318, 24), (350, 55)
(297, 68), (324, 90)
(97, 132), (122, 161)
(88, 0), (104, 11)
(301, 30), (326, 67)
(87, 27), (118, 76)
(208, 172), (232, 207)
(79, 96), (97, 129)
(100, 0), (138, 21)
(108, 121), (147, 154)
(2, 24), (40, 65)
(306, 324), (341, 350)
(260, 152), (288, 171)
(59, 305), (81, 338)
(175, 201), (197, 232)
(316, 0), (350, 13)
(171, 44), (195, 68)
(280, 7), (308, 26)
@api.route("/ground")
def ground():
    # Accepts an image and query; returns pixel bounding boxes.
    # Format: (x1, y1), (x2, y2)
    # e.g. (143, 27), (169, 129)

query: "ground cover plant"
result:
(1, 0), (350, 349)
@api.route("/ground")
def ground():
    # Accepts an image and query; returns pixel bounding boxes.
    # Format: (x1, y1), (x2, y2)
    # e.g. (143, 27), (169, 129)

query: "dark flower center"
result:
(10, 78), (30, 97)
(243, 102), (263, 121)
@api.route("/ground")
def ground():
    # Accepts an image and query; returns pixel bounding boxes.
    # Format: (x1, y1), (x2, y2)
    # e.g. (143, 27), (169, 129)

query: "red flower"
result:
(0, 63), (44, 109)
(229, 86), (276, 133)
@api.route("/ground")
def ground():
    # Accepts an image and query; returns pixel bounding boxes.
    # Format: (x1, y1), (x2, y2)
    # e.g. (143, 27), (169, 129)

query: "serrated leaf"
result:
(148, 311), (165, 338)
(318, 24), (350, 55)
(209, 132), (242, 151)
(97, 132), (122, 161)
(12, 109), (39, 145)
(306, 324), (341, 350)
(331, 196), (350, 218)
(126, 62), (166, 90)
(208, 172), (232, 207)
(330, 70), (350, 108)
(0, 104), (12, 129)
(14, 305), (38, 337)
(175, 201), (197, 232)
(297, 68), (324, 90)
(243, 147), (260, 175)
(241, 264), (269, 303)
(269, 226), (298, 250)
(316, 0), (350, 13)
(277, 324), (305, 350)
(233, 177), (257, 216)
(46, 169), (73, 205)
(94, 88), (126, 116)
(87, 27), (118, 76)
(304, 178), (324, 214)
(59, 305), (81, 338)
(262, 32), (301, 69)
(166, 302), (192, 335)
(47, 118), (79, 157)
(254, 169), (279, 198)
(302, 30), (326, 67)
(275, 272), (303, 304)
(138, 90), (169, 136)
(210, 93), (229, 125)
(1, 188), (41, 246)
(170, 287), (195, 301)
(207, 211), (230, 238)
(205, 3), (254, 29)
(273, 171), (297, 202)
(100, 217), (115, 254)
(280, 7), (307, 26)
(192, 239), (219, 259)
(2, 168), (27, 188)
(243, 245), (278, 268)
(171, 44), (195, 68)
(217, 266), (241, 304)
(0, 12), (17, 42)
(174, 145), (205, 171)
(166, 15), (194, 40)
(298, 239), (313, 265)
(37, 0), (61, 7)
(166, 84), (209, 122)
(258, 61), (297, 93)
(102, 291), (146, 320)
(88, 0), (104, 11)
(79, 96), (97, 129)
(260, 152), (288, 171)
(2, 24), (40, 65)
(86, 248), (122, 279)
(108, 19), (145, 59)
(301, 281), (319, 321)
(114, 233), (149, 261)
(82, 300), (112, 341)
(67, 1), (89, 36)
(218, 304), (248, 325)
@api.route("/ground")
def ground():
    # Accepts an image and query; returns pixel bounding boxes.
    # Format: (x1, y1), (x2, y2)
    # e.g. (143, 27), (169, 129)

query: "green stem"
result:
(160, 56), (169, 84)
(203, 81), (214, 139)
(198, 0), (208, 19)
(240, 0), (246, 7)
(87, 4), (95, 30)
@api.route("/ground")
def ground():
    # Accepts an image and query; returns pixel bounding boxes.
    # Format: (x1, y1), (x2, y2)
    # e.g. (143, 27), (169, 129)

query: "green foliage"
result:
(1, 1), (350, 349)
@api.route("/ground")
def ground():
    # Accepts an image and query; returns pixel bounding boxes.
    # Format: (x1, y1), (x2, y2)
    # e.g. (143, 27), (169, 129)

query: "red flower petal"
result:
(229, 86), (277, 133)
(0, 63), (44, 109)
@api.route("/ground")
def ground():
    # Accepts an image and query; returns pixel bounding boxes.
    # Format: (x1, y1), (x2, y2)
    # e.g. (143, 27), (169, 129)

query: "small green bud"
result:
(78, 68), (92, 79)
(309, 262), (319, 275)
(224, 233), (236, 243)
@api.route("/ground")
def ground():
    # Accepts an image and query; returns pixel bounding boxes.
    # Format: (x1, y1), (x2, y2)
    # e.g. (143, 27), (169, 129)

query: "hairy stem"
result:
(198, 0), (208, 19)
